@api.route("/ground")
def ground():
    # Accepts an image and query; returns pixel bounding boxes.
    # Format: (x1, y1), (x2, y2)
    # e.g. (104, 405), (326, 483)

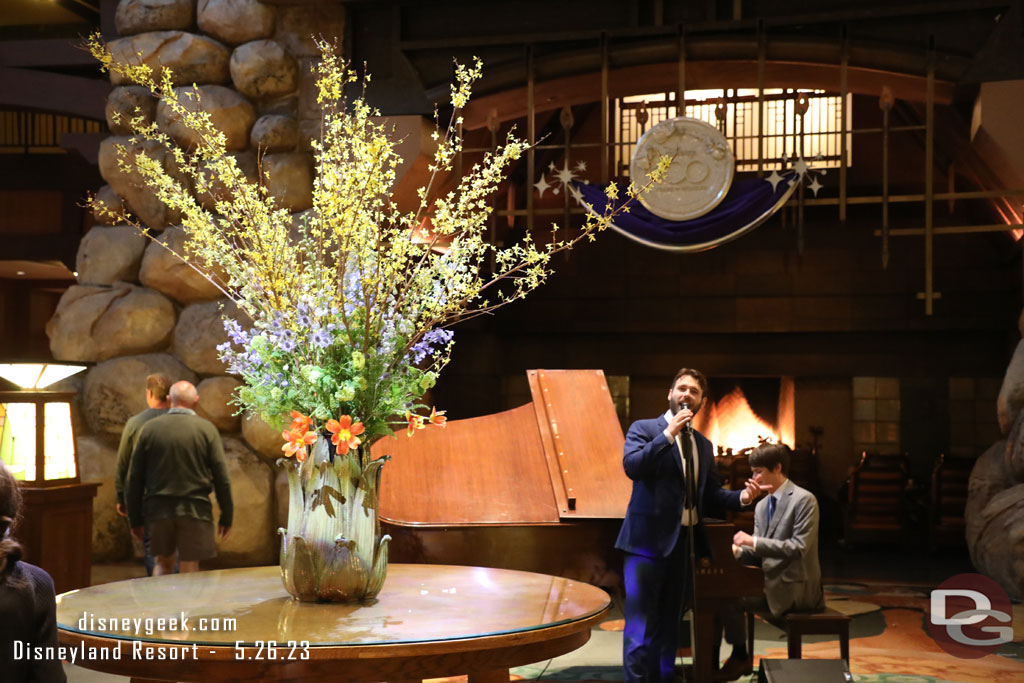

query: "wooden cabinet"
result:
(18, 482), (99, 593)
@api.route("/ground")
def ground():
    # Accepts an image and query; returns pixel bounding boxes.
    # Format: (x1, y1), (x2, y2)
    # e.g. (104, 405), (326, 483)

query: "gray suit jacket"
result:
(739, 480), (825, 617)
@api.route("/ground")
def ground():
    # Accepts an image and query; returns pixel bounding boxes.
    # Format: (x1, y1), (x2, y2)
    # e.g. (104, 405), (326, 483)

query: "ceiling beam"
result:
(398, 1), (1009, 50)
(54, 0), (100, 23)
(0, 153), (101, 189)
(461, 60), (954, 131)
(0, 39), (98, 68)
(0, 235), (81, 270)
(0, 67), (107, 121)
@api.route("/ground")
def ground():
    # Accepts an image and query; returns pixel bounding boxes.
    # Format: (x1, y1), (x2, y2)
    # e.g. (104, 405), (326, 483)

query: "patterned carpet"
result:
(502, 581), (1024, 683)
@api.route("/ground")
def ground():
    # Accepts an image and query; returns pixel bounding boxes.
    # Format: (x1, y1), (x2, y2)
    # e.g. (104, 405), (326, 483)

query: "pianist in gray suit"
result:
(718, 442), (824, 680)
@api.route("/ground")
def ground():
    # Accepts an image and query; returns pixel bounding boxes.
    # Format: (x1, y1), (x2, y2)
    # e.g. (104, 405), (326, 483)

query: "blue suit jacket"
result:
(615, 415), (743, 559)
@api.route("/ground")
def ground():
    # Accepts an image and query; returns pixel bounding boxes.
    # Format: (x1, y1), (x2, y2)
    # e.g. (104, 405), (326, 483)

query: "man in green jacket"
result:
(114, 373), (171, 575)
(126, 381), (233, 575)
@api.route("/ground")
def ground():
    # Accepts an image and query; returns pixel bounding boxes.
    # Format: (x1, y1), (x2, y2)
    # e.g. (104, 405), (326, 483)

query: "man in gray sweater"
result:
(126, 381), (233, 575)
(114, 373), (171, 575)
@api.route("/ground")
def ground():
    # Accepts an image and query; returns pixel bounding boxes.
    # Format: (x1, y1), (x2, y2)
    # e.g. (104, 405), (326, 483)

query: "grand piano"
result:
(373, 369), (763, 682)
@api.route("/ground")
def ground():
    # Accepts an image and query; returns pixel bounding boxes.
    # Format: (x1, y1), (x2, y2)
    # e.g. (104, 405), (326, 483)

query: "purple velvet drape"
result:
(573, 173), (798, 252)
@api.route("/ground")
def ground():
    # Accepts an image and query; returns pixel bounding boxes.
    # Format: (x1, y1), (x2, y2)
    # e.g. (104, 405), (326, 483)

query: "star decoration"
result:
(808, 177), (823, 196)
(568, 184), (584, 203)
(556, 164), (576, 185)
(538, 159), (593, 199)
(793, 157), (809, 176)
(766, 169), (785, 191)
(534, 175), (551, 198)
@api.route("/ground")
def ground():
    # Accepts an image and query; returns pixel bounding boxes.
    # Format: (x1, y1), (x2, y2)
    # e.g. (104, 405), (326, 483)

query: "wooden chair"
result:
(844, 452), (909, 546)
(783, 608), (851, 663)
(787, 447), (820, 495)
(928, 453), (973, 552)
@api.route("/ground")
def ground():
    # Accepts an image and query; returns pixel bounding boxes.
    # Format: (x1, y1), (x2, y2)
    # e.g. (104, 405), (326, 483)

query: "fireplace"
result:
(693, 377), (795, 455)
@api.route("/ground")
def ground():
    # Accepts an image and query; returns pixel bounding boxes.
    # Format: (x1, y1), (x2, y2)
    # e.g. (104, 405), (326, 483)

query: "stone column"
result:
(47, 0), (345, 565)
(967, 311), (1024, 599)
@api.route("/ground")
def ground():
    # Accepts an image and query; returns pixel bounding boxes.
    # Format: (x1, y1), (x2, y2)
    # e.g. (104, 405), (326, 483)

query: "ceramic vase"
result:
(278, 438), (391, 602)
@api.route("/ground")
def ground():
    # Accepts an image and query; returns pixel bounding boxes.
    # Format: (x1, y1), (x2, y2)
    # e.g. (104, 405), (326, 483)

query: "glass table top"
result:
(56, 564), (610, 647)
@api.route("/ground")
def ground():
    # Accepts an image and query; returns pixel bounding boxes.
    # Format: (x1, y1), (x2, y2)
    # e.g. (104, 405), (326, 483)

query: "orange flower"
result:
(289, 410), (313, 433)
(325, 414), (365, 453)
(282, 428), (317, 461)
(405, 411), (425, 437)
(428, 407), (447, 427)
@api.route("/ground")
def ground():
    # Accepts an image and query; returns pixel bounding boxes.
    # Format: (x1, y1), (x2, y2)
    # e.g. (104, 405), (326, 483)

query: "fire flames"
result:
(693, 379), (795, 453)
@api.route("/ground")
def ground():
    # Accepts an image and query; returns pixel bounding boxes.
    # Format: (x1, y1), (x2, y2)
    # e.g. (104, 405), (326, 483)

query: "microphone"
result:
(681, 402), (693, 434)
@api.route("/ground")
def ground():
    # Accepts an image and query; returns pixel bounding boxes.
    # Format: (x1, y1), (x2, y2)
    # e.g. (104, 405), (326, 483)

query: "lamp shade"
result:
(0, 363), (87, 390)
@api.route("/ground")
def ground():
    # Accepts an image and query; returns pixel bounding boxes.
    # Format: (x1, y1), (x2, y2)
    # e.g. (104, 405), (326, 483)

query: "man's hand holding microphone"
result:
(663, 402), (696, 442)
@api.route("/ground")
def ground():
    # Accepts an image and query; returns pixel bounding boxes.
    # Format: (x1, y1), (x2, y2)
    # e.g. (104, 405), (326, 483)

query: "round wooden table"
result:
(56, 564), (610, 683)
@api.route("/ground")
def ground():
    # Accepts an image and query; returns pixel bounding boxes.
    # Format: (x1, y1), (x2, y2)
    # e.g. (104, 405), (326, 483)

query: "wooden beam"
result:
(54, 0), (100, 23)
(0, 233), (82, 269)
(61, 133), (107, 165)
(400, 2), (1007, 50)
(0, 153), (101, 189)
(924, 51), (935, 315)
(873, 224), (1019, 236)
(100, 0), (116, 38)
(0, 67), (107, 121)
(527, 45), (535, 229)
(804, 188), (1024, 206)
(839, 28), (848, 221)
(461, 60), (954, 130)
(0, 40), (98, 68)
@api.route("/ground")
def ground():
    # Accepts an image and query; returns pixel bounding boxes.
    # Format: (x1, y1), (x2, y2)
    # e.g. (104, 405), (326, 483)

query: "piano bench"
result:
(783, 608), (851, 663)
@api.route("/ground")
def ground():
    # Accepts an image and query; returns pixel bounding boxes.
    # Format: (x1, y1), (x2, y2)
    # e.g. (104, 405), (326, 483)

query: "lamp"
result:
(0, 363), (87, 390)
(0, 362), (97, 593)
(0, 362), (87, 484)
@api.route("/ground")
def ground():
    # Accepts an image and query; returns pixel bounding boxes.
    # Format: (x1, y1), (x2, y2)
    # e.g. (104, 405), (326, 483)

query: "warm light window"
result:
(0, 403), (36, 481)
(44, 402), (76, 480)
(852, 377), (900, 454)
(616, 89), (851, 175)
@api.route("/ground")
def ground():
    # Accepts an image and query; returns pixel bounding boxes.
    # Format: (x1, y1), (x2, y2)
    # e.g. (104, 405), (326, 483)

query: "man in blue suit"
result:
(616, 367), (759, 683)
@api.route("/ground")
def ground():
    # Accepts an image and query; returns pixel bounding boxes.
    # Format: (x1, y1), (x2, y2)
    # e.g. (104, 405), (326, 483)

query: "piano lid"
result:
(376, 369), (631, 526)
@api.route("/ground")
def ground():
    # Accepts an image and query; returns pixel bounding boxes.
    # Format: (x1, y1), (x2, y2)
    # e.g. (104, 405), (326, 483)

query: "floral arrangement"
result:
(87, 36), (668, 463)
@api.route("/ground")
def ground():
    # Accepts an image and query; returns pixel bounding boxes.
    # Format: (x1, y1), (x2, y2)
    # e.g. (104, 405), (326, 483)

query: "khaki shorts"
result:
(148, 516), (216, 562)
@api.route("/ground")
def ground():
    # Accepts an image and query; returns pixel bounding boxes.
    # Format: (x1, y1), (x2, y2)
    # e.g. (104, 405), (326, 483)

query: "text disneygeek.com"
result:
(77, 611), (237, 636)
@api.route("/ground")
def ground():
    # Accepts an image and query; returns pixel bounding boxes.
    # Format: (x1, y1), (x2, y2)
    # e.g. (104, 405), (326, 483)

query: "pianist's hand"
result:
(738, 478), (761, 505)
(733, 530), (754, 549)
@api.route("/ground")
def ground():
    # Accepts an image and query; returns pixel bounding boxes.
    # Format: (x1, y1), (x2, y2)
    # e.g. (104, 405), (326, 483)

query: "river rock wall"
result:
(46, 0), (345, 566)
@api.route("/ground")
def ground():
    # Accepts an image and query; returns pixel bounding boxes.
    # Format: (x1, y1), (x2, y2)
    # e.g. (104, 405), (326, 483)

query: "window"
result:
(615, 89), (851, 176)
(852, 377), (900, 455)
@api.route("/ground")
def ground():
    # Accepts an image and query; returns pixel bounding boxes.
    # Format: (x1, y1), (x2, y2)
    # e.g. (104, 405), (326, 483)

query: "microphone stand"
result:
(679, 421), (704, 683)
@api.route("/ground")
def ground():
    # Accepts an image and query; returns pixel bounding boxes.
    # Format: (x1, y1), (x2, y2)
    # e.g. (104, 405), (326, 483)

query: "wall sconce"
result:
(0, 362), (98, 592)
